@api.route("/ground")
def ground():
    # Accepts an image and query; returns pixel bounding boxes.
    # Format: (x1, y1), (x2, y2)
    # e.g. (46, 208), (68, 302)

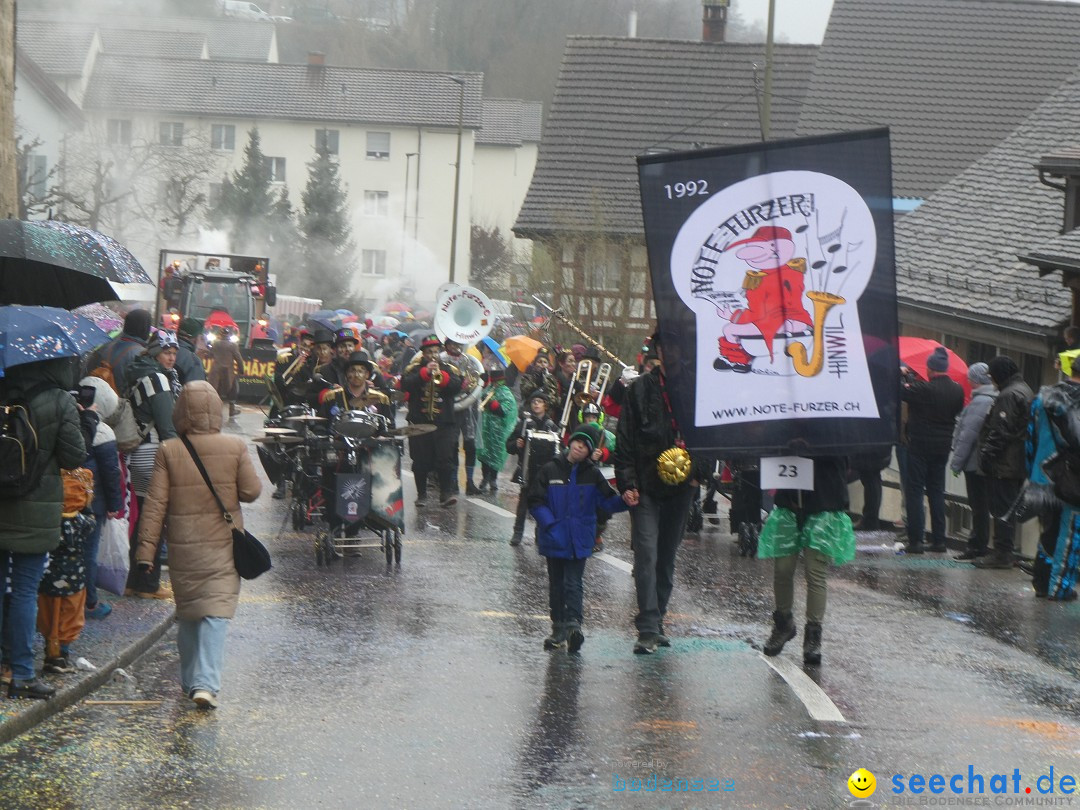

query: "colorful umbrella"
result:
(503, 335), (544, 372)
(0, 220), (152, 308)
(0, 305), (110, 375)
(381, 300), (409, 314)
(897, 337), (971, 400)
(72, 302), (124, 335)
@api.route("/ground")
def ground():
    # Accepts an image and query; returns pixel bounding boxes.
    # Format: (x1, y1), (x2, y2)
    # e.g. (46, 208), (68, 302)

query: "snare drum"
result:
(332, 410), (386, 440)
(522, 429), (560, 483)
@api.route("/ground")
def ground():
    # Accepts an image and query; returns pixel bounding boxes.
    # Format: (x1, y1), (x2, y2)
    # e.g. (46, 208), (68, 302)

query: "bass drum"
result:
(332, 410), (387, 440)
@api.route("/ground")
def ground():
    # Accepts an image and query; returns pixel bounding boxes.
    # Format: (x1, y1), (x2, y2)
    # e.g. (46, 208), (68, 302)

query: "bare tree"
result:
(14, 133), (59, 219)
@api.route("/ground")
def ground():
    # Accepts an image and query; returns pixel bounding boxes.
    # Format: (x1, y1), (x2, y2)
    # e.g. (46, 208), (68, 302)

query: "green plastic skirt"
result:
(756, 508), (856, 565)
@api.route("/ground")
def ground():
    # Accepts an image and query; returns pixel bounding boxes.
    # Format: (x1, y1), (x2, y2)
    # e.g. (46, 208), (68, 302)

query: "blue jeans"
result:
(630, 489), (694, 636)
(84, 513), (104, 607)
(546, 557), (586, 627)
(905, 452), (949, 546)
(177, 617), (229, 696)
(0, 551), (48, 681)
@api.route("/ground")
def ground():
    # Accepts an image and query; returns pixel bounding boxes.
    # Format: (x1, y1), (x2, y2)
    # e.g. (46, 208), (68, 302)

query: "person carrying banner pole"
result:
(614, 330), (700, 655)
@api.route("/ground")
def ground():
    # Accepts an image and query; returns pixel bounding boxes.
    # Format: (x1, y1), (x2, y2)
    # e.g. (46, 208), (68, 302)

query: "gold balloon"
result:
(657, 446), (692, 485)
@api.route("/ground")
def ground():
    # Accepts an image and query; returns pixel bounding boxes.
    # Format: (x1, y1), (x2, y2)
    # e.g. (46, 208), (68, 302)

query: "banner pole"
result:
(763, 0), (777, 140)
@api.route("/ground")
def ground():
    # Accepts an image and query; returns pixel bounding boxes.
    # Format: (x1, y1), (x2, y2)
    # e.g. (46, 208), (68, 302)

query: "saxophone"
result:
(786, 290), (846, 378)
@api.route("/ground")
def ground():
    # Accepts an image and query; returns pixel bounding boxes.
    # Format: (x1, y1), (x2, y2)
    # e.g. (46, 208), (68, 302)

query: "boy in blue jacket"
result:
(528, 423), (627, 652)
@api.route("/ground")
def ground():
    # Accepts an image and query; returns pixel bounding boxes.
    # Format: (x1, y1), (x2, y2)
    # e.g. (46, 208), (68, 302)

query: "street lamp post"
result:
(401, 151), (418, 276)
(448, 76), (466, 284)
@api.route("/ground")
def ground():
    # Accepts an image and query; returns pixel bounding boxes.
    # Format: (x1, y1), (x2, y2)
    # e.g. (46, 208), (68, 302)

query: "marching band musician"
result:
(518, 348), (559, 412)
(441, 338), (482, 496)
(400, 335), (464, 508)
(310, 329), (338, 390)
(506, 389), (560, 546)
(315, 351), (393, 423)
(272, 329), (316, 411)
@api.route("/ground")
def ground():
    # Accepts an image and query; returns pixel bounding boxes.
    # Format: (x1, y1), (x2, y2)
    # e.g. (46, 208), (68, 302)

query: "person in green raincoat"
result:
(757, 455), (855, 666)
(477, 367), (518, 493)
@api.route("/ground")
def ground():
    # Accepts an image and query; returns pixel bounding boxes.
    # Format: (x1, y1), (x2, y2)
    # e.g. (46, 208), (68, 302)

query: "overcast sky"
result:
(736, 0), (836, 43)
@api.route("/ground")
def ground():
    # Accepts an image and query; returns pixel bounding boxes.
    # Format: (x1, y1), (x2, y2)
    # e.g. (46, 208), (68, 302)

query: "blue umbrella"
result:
(0, 305), (110, 376)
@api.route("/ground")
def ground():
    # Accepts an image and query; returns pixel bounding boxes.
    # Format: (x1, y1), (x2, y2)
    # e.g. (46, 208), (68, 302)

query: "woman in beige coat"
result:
(137, 381), (261, 709)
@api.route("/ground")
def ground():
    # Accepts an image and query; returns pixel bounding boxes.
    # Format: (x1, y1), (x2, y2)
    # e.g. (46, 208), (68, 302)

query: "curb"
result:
(0, 609), (176, 747)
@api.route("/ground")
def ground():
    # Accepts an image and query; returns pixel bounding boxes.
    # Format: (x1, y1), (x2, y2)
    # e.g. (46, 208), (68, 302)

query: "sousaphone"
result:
(434, 285), (496, 345)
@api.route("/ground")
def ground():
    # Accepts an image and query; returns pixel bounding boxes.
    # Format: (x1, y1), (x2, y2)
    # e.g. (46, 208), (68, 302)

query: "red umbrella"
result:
(898, 337), (971, 401)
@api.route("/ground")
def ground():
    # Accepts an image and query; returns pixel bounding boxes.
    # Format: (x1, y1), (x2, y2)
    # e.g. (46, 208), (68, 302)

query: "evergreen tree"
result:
(267, 186), (304, 294)
(299, 147), (355, 304)
(210, 128), (274, 253)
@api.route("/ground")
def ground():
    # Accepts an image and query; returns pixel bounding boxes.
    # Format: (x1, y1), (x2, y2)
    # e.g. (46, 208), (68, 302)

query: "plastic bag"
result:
(96, 516), (130, 596)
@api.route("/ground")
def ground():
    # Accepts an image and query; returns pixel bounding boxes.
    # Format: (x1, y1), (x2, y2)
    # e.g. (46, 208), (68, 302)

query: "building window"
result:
(211, 124), (235, 151)
(363, 190), (389, 216)
(23, 154), (47, 199)
(366, 131), (390, 160)
(362, 249), (387, 277)
(584, 254), (622, 292)
(266, 157), (286, 183)
(107, 119), (132, 146)
(159, 122), (184, 147)
(315, 128), (339, 155)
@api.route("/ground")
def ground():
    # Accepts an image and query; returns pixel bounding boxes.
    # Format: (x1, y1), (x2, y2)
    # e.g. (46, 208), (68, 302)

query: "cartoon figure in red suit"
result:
(714, 225), (813, 373)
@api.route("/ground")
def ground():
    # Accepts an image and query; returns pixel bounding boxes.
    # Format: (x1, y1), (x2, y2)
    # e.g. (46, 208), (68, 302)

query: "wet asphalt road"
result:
(1, 411), (1079, 809)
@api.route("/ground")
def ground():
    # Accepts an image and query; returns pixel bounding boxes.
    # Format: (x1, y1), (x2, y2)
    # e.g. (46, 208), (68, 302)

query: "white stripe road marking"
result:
(761, 654), (847, 723)
(466, 497), (516, 519)
(593, 551), (633, 574)
(464, 496), (847, 724)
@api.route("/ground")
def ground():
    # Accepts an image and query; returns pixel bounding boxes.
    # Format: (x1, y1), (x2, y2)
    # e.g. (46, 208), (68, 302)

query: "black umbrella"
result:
(0, 220), (153, 309)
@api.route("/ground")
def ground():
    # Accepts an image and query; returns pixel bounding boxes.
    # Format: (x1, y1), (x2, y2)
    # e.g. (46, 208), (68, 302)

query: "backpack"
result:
(0, 382), (53, 498)
(112, 371), (171, 454)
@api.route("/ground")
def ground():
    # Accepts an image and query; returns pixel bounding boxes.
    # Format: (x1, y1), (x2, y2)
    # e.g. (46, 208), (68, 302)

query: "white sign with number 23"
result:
(760, 457), (815, 491)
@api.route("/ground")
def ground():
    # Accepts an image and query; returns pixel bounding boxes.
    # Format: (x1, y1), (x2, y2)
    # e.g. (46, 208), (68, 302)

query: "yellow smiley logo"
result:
(848, 768), (876, 798)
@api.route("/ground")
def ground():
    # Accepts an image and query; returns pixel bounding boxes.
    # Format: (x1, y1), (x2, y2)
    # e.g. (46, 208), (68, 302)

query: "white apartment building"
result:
(14, 13), (540, 305)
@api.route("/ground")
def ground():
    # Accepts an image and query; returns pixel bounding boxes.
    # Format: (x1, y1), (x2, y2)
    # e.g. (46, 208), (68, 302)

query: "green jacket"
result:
(0, 358), (87, 554)
(126, 353), (178, 440)
(477, 383), (518, 471)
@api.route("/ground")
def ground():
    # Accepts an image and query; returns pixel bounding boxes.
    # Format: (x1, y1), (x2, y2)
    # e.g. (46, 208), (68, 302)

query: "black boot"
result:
(803, 621), (822, 665)
(763, 611), (797, 656)
(543, 623), (568, 650)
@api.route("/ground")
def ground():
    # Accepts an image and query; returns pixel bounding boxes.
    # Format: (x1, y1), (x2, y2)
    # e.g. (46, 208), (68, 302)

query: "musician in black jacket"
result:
(506, 390), (559, 546)
(400, 335), (463, 508)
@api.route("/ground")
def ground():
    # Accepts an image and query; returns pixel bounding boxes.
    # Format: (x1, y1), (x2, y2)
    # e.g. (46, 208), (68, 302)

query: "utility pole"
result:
(0, 0), (18, 219)
(448, 76), (465, 284)
(762, 0), (776, 141)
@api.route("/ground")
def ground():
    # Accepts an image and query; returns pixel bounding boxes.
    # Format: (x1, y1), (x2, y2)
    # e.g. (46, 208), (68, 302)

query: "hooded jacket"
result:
(614, 366), (699, 498)
(950, 383), (996, 474)
(978, 372), (1035, 480)
(136, 381), (261, 620)
(79, 376), (124, 516)
(0, 358), (87, 554)
(528, 452), (626, 559)
(126, 352), (177, 440)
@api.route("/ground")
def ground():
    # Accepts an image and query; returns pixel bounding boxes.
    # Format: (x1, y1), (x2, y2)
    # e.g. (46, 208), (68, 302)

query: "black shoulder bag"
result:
(180, 435), (271, 580)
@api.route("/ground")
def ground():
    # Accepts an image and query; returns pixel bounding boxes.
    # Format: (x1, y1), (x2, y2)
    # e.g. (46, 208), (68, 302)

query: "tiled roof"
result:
(82, 55), (485, 129)
(1020, 228), (1080, 274)
(797, 0), (1080, 200)
(16, 21), (97, 76)
(18, 14), (275, 64)
(477, 98), (543, 146)
(515, 37), (818, 237)
(14, 47), (85, 126)
(99, 29), (208, 60)
(894, 68), (1080, 333)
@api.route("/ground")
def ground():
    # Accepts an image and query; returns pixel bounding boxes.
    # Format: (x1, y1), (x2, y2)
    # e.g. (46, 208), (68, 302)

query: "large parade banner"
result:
(637, 128), (899, 455)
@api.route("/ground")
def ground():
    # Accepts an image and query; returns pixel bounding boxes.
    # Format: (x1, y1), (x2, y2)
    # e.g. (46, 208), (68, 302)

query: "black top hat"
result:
(344, 350), (378, 377)
(313, 329), (335, 345)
